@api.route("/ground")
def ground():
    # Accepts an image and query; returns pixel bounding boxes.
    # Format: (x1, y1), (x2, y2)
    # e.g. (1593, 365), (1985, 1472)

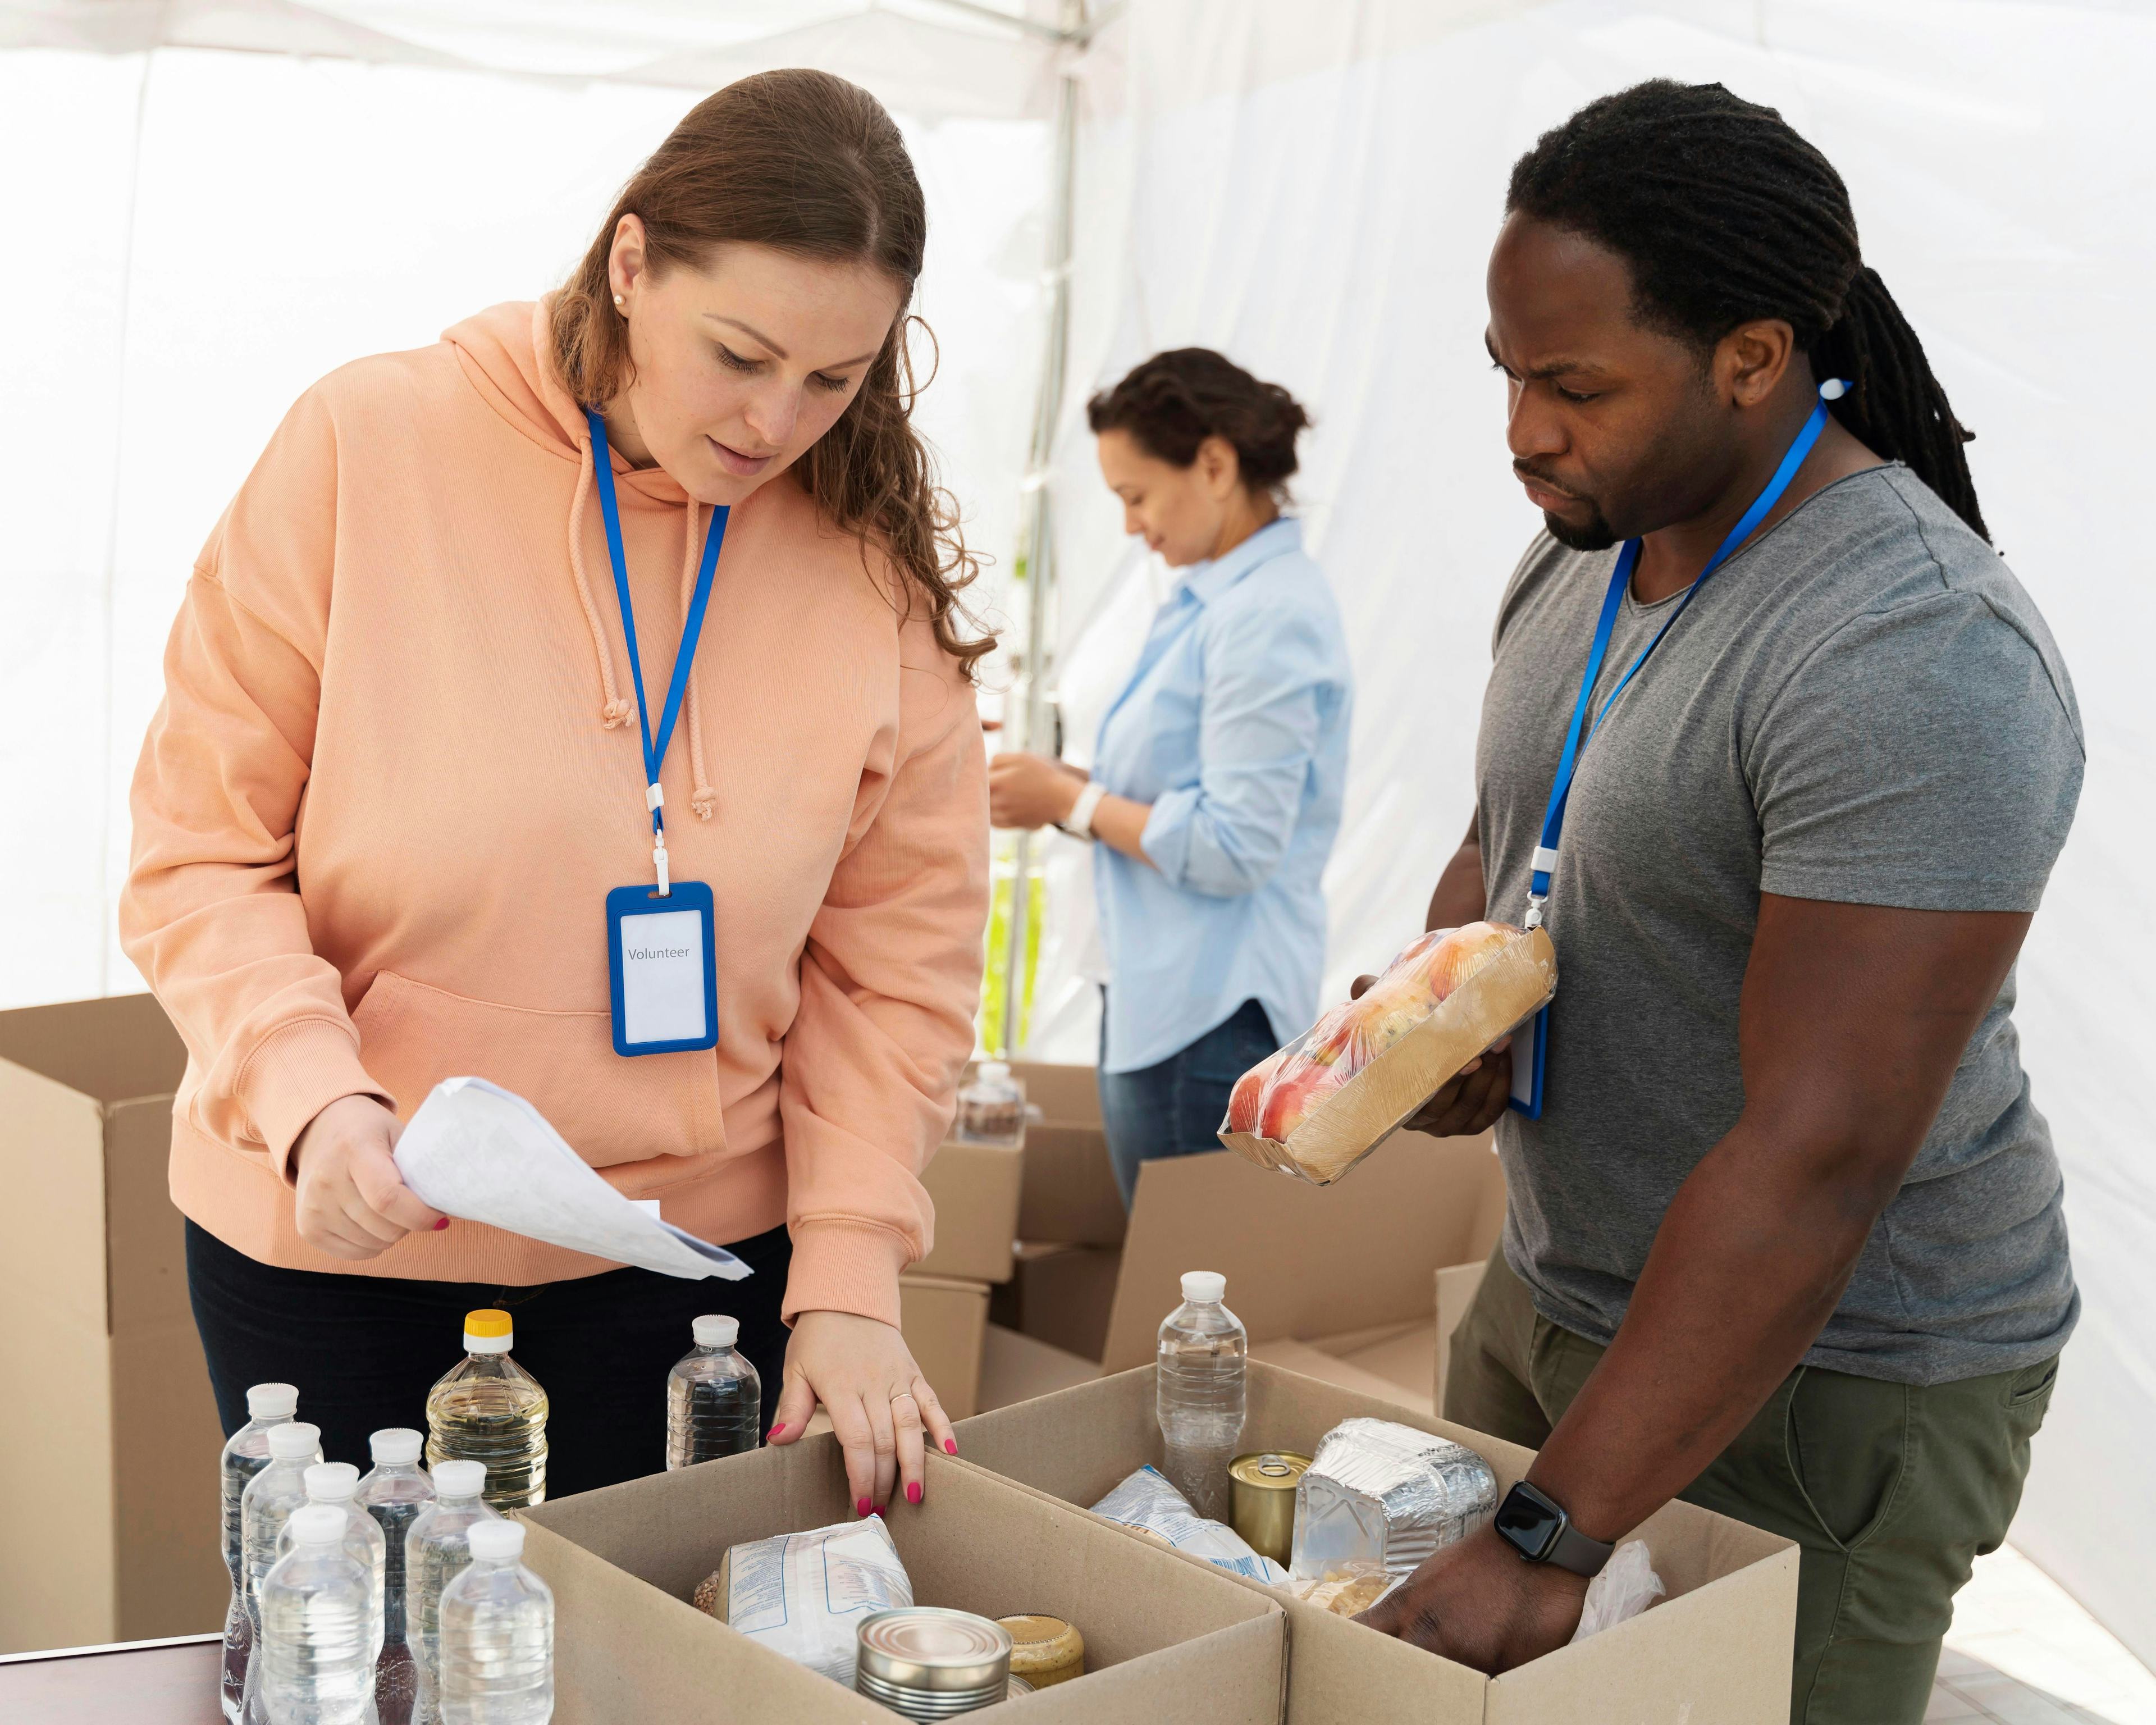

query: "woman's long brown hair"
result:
(551, 69), (989, 675)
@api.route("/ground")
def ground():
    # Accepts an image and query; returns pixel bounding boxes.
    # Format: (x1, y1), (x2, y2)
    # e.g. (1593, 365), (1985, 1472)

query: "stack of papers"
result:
(393, 1076), (750, 1281)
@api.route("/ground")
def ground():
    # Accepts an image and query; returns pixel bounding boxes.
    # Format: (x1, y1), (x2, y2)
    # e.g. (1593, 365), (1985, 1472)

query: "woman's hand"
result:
(290, 1094), (444, 1259)
(1348, 971), (1514, 1137)
(768, 1311), (958, 1513)
(988, 751), (1084, 830)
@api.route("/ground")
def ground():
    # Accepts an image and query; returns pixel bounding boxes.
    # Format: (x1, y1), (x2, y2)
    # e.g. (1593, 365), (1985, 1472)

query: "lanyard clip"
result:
(654, 837), (672, 897)
(1524, 892), (1546, 932)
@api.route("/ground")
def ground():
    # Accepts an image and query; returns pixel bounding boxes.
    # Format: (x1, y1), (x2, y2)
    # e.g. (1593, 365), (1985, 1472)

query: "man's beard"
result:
(1543, 505), (1620, 553)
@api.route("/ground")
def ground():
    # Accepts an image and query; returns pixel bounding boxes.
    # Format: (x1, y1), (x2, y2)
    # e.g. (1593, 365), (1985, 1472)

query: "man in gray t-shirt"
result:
(1359, 84), (2084, 1725)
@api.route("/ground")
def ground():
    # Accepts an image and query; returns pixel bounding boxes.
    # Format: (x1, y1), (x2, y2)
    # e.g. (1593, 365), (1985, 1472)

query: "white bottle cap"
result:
(246, 1382), (299, 1420)
(433, 1459), (489, 1499)
(305, 1462), (359, 1502)
(1181, 1271), (1227, 1303)
(268, 1422), (322, 1461)
(463, 1309), (514, 1354)
(976, 1061), (1011, 1083)
(465, 1520), (526, 1563)
(370, 1427), (424, 1466)
(289, 1504), (349, 1547)
(692, 1315), (739, 1349)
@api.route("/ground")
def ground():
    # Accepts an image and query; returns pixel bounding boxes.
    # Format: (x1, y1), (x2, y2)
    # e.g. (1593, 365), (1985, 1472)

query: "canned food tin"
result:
(856, 1608), (1013, 1719)
(1230, 1450), (1311, 1567)
(998, 1614), (1085, 1687)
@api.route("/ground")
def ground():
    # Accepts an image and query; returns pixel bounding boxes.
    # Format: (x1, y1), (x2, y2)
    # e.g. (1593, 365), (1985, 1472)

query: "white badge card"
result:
(606, 882), (719, 1056)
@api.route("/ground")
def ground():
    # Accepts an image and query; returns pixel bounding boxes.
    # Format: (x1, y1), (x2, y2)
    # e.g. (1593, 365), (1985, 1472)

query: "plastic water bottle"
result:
(953, 1061), (1027, 1147)
(427, 1310), (548, 1510)
(437, 1519), (555, 1724)
(406, 1459), (502, 1725)
(259, 1503), (374, 1725)
(358, 1429), (435, 1725)
(220, 1384), (300, 1722)
(280, 1464), (387, 1671)
(1157, 1271), (1247, 1522)
(665, 1314), (761, 1469)
(241, 1421), (325, 1723)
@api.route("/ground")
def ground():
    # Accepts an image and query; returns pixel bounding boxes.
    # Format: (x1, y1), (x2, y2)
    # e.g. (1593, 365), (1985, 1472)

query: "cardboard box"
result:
(917, 1139), (1025, 1283)
(898, 1272), (992, 1421)
(1250, 1320), (1436, 1417)
(1002, 1061), (1125, 1249)
(990, 1242), (1123, 1362)
(0, 994), (225, 1654)
(517, 1430), (1286, 1723)
(952, 1362), (1799, 1724)
(1100, 1131), (1507, 1372)
(1220, 927), (1556, 1185)
(1433, 1255), (1491, 1414)
(978, 1324), (1100, 1413)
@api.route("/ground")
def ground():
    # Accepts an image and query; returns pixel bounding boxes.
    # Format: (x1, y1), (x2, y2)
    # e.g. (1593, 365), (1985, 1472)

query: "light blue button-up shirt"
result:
(1092, 517), (1354, 1074)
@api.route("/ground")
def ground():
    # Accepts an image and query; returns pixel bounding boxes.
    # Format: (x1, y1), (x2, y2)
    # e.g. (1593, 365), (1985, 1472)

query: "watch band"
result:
(1493, 1480), (1614, 1578)
(1059, 780), (1107, 841)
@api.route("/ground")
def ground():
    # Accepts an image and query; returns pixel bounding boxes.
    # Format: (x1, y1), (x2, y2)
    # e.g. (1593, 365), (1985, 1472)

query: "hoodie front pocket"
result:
(352, 969), (725, 1167)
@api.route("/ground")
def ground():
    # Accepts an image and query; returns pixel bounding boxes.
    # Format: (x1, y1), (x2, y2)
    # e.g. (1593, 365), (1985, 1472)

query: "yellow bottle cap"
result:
(464, 1309), (513, 1350)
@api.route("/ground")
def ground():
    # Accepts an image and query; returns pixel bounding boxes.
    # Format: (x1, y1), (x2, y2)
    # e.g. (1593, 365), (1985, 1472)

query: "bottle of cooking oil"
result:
(426, 1309), (547, 1511)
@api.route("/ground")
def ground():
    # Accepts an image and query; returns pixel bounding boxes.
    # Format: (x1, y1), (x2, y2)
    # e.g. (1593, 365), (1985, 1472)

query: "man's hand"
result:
(290, 1094), (443, 1260)
(1357, 1524), (1587, 1673)
(987, 751), (1085, 830)
(1349, 970), (1513, 1135)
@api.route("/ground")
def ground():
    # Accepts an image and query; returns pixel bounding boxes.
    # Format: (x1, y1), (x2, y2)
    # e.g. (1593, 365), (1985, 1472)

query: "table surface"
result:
(0, 1635), (222, 1724)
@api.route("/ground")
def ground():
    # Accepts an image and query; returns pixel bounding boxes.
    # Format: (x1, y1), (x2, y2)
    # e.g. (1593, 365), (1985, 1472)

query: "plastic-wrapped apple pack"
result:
(1290, 1419), (1499, 1585)
(1218, 920), (1556, 1184)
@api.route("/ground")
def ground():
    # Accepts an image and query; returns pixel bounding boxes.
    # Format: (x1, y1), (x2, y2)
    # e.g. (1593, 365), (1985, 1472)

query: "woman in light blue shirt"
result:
(990, 349), (1353, 1204)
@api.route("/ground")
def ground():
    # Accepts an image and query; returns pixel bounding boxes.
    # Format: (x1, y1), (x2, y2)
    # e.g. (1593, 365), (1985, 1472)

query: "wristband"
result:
(1059, 781), (1107, 841)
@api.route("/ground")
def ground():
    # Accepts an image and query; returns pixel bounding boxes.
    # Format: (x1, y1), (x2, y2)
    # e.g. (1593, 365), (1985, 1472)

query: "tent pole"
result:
(998, 0), (1085, 1060)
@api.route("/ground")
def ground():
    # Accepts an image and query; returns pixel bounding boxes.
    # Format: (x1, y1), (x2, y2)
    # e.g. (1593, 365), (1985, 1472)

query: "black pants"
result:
(185, 1220), (792, 1498)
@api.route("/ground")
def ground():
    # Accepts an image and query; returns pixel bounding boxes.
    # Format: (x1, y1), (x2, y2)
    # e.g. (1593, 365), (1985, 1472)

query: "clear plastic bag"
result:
(1225, 922), (1520, 1142)
(1283, 1559), (1395, 1617)
(1569, 1540), (1665, 1642)
(693, 1518), (913, 1685)
(1090, 1466), (1290, 1585)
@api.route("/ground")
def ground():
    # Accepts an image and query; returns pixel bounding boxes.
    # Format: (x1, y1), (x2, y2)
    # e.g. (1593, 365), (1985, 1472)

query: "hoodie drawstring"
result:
(570, 428), (716, 816)
(567, 437), (634, 730)
(678, 500), (718, 820)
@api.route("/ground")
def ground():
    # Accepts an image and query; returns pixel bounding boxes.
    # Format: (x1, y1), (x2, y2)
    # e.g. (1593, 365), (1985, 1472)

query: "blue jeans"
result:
(1099, 996), (1280, 1207)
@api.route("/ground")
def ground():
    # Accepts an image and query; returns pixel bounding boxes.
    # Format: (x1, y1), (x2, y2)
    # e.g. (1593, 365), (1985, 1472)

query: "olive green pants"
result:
(1445, 1244), (2059, 1725)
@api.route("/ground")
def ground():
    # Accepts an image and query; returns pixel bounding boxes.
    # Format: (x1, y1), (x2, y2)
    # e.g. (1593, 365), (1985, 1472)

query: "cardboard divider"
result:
(520, 1431), (1285, 1723)
(950, 1362), (1798, 1725)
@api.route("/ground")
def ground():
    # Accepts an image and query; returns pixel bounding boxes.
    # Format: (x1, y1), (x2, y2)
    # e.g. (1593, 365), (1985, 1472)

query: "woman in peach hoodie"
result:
(122, 70), (989, 1512)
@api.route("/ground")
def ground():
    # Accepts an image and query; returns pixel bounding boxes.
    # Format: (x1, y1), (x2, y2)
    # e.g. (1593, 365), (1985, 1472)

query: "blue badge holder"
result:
(606, 881), (719, 1057)
(1508, 1005), (1549, 1119)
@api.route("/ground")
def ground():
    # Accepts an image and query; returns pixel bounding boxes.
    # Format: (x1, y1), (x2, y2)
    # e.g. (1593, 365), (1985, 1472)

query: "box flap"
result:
(979, 1324), (1098, 1412)
(1100, 1135), (1501, 1371)
(1010, 1062), (1102, 1126)
(1016, 1124), (1125, 1247)
(919, 1139), (1024, 1283)
(0, 994), (186, 1106)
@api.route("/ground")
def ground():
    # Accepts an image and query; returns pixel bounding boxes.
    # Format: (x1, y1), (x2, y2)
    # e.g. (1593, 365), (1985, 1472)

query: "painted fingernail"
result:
(871, 1508), (884, 1519)
(433, 1217), (449, 1230)
(767, 1423), (786, 1441)
(857, 1496), (872, 1517)
(943, 1439), (958, 1455)
(906, 1481), (923, 1505)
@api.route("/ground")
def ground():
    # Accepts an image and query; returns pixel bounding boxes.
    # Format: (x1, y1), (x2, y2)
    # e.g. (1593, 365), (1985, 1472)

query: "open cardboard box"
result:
(1219, 927), (1556, 1186)
(951, 1362), (1798, 1725)
(899, 1272), (993, 1420)
(0, 993), (226, 1653)
(1001, 1061), (1125, 1249)
(518, 1429), (1285, 1723)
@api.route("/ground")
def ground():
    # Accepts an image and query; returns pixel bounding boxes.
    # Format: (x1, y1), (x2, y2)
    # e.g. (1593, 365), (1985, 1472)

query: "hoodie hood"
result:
(444, 299), (719, 817)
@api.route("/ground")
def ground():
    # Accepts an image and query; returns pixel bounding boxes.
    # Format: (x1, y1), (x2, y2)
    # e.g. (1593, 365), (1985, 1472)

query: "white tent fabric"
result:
(4, 0), (2152, 1671)
(1026, 0), (2156, 1668)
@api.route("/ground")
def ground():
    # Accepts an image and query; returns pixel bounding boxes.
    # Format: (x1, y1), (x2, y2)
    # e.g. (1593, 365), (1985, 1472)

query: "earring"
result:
(613, 293), (625, 310)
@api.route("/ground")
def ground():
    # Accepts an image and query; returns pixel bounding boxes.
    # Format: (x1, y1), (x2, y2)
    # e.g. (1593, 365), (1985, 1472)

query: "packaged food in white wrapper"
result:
(1090, 1466), (1290, 1585)
(1291, 1418), (1499, 1583)
(695, 1518), (912, 1686)
(1570, 1539), (1665, 1642)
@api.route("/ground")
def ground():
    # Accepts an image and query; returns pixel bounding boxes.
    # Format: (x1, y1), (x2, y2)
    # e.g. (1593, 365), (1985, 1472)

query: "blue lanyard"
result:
(1524, 388), (1839, 927)
(586, 408), (728, 892)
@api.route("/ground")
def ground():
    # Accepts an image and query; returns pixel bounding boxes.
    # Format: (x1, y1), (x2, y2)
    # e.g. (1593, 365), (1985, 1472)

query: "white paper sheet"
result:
(392, 1076), (750, 1281)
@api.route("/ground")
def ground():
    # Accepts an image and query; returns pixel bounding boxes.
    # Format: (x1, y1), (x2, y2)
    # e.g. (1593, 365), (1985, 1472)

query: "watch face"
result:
(1495, 1485), (1564, 1561)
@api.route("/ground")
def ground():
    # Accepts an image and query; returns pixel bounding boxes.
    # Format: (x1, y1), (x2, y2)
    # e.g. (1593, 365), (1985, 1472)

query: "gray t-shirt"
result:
(1479, 465), (2083, 1385)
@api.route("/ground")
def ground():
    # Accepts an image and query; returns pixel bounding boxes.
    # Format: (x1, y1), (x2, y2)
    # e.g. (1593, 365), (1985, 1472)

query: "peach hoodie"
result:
(121, 300), (988, 1327)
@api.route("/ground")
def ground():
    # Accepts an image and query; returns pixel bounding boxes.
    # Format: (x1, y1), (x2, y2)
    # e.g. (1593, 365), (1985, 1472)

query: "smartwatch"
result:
(1492, 1480), (1614, 1577)
(1059, 780), (1107, 841)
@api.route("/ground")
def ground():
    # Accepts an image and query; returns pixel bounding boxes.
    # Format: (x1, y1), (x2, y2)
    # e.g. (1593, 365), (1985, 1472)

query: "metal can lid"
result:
(998, 1614), (1084, 1676)
(857, 1609), (1013, 1691)
(1230, 1451), (1312, 1489)
(1008, 1676), (1035, 1696)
